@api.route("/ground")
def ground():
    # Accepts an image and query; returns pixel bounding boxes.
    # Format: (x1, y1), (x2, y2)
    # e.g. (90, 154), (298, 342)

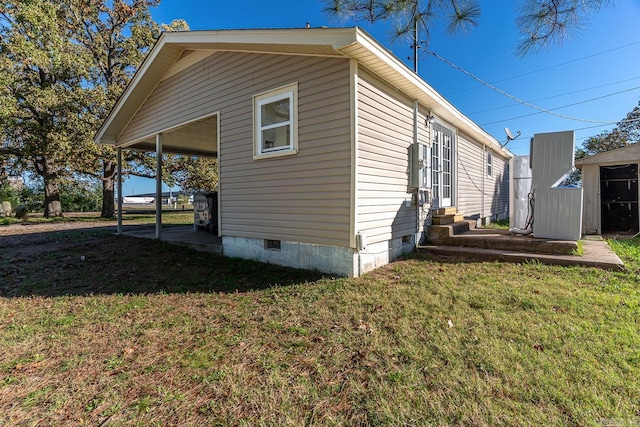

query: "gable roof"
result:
(575, 143), (640, 168)
(95, 27), (510, 157)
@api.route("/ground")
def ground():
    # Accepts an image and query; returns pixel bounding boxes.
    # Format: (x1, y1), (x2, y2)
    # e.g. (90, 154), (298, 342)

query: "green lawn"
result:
(0, 223), (638, 425)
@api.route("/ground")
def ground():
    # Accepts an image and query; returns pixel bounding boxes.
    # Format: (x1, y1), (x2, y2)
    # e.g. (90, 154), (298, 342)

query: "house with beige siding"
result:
(96, 27), (512, 277)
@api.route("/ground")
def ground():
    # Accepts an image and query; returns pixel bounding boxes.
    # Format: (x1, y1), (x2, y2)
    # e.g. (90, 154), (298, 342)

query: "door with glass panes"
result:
(431, 123), (454, 208)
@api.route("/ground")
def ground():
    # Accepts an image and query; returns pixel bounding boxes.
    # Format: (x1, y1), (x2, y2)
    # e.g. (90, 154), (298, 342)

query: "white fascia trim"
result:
(161, 28), (359, 47)
(189, 49), (346, 59)
(94, 33), (172, 145)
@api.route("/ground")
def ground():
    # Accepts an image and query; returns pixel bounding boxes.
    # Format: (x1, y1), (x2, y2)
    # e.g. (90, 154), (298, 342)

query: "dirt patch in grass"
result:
(0, 219), (325, 298)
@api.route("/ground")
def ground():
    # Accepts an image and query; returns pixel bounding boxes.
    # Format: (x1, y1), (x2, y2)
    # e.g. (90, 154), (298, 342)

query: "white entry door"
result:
(431, 123), (454, 208)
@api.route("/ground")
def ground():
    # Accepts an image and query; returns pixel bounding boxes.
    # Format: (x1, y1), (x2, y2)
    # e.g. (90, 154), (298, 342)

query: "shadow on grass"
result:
(0, 227), (329, 298)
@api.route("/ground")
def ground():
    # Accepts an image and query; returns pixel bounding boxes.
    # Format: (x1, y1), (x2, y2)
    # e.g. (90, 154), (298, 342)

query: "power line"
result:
(469, 76), (640, 115)
(491, 123), (633, 148)
(503, 133), (598, 148)
(480, 86), (640, 126)
(427, 50), (639, 125)
(573, 123), (619, 133)
(444, 40), (640, 96)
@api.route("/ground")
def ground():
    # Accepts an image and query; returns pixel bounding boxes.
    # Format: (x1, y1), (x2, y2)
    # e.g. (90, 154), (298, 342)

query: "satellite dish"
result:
(503, 127), (521, 147)
(505, 127), (515, 140)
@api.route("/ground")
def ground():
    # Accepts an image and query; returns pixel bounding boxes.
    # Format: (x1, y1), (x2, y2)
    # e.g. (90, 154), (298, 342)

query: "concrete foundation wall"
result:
(222, 236), (357, 277)
(222, 235), (414, 277)
(356, 236), (415, 275)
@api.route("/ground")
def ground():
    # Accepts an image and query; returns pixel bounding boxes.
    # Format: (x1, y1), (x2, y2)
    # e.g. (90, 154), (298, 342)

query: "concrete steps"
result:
(421, 208), (624, 270)
(430, 207), (464, 225)
(427, 221), (578, 255)
(417, 240), (624, 271)
(431, 213), (465, 225)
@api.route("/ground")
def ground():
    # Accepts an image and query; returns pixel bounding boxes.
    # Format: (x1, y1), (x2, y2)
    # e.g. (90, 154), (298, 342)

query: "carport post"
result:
(117, 147), (123, 235)
(155, 133), (162, 240)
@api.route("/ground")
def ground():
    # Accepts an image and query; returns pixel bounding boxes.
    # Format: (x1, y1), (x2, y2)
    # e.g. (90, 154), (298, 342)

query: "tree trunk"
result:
(44, 179), (63, 217)
(101, 159), (116, 218)
(36, 156), (63, 218)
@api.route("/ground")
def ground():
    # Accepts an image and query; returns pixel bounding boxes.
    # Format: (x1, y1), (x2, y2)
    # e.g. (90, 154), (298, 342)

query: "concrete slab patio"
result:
(122, 225), (222, 254)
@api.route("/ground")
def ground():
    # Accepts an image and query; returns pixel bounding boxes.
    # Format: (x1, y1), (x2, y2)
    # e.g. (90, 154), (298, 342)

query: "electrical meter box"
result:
(408, 142), (431, 190)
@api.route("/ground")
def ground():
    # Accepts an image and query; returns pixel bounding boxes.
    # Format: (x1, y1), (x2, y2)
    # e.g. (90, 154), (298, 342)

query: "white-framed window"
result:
(253, 83), (298, 159)
(487, 150), (493, 178)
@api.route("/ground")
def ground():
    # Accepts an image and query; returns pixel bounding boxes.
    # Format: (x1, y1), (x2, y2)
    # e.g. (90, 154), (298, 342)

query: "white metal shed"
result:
(575, 144), (640, 235)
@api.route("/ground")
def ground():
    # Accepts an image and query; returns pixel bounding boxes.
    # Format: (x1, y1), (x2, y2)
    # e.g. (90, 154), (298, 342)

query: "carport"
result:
(109, 113), (219, 239)
(93, 42), (221, 239)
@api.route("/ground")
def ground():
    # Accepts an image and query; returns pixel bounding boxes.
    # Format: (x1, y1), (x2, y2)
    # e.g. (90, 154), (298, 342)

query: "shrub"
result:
(60, 182), (102, 212)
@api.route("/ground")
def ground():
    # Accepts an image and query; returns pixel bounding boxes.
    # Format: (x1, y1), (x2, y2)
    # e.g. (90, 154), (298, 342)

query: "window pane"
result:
(262, 125), (290, 150)
(261, 98), (290, 127)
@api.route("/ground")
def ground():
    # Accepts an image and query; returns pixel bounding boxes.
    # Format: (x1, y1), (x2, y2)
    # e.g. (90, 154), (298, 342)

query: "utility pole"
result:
(413, 18), (418, 73)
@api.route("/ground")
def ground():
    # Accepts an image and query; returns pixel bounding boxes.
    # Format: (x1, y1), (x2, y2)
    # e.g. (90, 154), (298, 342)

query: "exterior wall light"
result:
(425, 115), (436, 126)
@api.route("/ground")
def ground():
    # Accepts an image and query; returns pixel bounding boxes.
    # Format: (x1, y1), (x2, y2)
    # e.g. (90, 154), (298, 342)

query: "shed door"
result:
(600, 164), (639, 233)
(432, 123), (454, 208)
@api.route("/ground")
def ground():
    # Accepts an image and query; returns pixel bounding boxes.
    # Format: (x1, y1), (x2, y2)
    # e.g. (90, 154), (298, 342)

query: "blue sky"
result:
(126, 0), (640, 195)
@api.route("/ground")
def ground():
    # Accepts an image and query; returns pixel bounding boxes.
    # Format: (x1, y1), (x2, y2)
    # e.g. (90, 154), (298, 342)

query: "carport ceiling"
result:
(125, 115), (217, 157)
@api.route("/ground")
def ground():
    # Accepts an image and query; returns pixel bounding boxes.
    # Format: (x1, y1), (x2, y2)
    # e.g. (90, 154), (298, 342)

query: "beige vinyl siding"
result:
(457, 134), (484, 217)
(119, 51), (353, 246)
(356, 68), (416, 244)
(457, 133), (509, 220)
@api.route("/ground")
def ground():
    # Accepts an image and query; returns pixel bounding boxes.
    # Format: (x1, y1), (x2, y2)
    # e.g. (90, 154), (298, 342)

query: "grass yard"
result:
(0, 217), (639, 425)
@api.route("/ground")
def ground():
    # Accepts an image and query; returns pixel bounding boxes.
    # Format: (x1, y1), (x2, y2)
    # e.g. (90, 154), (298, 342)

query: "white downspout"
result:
(350, 59), (360, 277)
